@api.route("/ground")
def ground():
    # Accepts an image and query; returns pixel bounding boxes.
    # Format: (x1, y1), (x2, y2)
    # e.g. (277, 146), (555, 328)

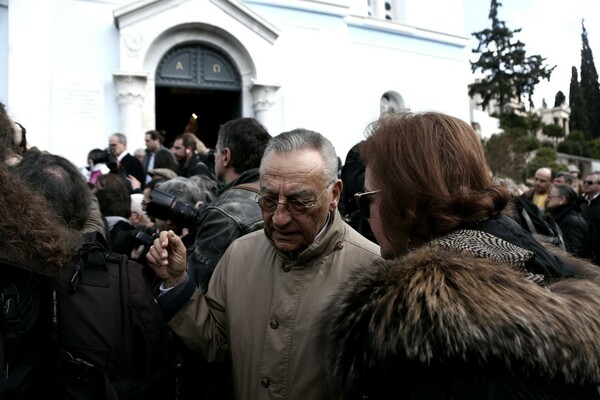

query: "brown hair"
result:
(361, 111), (509, 249)
(0, 164), (78, 275)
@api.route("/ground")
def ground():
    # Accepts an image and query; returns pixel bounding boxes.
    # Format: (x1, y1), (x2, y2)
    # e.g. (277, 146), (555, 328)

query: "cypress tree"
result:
(569, 66), (588, 134)
(554, 91), (566, 107)
(579, 20), (600, 139)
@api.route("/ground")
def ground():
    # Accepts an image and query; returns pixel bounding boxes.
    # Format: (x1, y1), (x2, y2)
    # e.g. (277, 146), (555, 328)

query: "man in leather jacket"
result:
(188, 118), (271, 292)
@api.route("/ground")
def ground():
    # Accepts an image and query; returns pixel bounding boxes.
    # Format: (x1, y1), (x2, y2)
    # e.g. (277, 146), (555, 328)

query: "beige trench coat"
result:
(169, 211), (380, 400)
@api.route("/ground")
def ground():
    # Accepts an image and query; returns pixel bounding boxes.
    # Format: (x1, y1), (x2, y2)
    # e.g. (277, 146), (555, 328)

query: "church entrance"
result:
(155, 43), (242, 149)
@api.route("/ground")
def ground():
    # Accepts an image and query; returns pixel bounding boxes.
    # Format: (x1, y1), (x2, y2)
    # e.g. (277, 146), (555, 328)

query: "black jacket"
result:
(581, 195), (600, 264)
(187, 168), (263, 292)
(177, 152), (212, 179)
(550, 204), (588, 258)
(119, 153), (145, 185)
(143, 146), (177, 182)
(320, 227), (600, 400)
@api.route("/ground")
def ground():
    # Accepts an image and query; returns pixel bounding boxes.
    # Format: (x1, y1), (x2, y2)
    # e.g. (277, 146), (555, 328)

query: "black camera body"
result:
(89, 148), (118, 171)
(145, 189), (201, 229)
(129, 228), (156, 249)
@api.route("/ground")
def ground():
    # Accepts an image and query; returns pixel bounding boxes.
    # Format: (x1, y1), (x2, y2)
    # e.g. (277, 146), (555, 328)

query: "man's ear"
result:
(222, 147), (231, 167)
(329, 179), (343, 212)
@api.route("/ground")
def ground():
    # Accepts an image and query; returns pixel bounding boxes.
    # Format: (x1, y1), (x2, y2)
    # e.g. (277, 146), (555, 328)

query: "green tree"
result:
(484, 113), (541, 182)
(568, 130), (586, 142)
(470, 0), (555, 113)
(579, 20), (600, 139)
(568, 66), (588, 134)
(543, 123), (565, 144)
(557, 139), (584, 156)
(526, 147), (565, 177)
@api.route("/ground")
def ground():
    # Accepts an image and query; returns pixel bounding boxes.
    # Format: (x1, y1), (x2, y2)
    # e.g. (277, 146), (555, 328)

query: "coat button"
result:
(269, 320), (279, 329)
(282, 265), (291, 272)
(336, 241), (344, 249)
(260, 377), (270, 388)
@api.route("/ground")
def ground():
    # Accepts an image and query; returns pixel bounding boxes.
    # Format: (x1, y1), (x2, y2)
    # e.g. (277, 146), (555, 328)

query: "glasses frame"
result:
(354, 190), (382, 219)
(254, 184), (332, 215)
(584, 180), (599, 185)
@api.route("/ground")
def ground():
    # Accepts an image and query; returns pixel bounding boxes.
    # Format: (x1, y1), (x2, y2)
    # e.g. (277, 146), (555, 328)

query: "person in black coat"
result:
(339, 142), (377, 244)
(109, 133), (145, 191)
(172, 132), (212, 179)
(547, 184), (588, 258)
(142, 130), (177, 184)
(581, 173), (600, 265)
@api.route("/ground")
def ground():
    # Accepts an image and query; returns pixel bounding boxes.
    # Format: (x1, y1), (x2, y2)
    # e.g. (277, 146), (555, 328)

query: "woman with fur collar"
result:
(320, 111), (600, 399)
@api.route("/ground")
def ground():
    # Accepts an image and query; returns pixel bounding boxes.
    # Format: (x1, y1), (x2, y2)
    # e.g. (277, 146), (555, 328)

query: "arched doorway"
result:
(155, 43), (242, 148)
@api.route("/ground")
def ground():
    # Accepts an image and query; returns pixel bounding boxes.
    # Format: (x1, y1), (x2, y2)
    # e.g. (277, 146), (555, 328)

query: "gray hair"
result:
(261, 128), (338, 183)
(111, 132), (127, 146)
(553, 184), (578, 204)
(189, 175), (217, 203)
(156, 177), (204, 205)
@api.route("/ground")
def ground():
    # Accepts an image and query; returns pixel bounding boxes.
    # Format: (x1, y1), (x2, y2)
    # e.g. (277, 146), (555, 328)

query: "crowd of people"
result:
(2, 99), (600, 399)
(508, 165), (600, 263)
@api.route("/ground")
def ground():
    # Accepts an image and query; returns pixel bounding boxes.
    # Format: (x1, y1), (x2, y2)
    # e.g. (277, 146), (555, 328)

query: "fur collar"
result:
(321, 237), (600, 391)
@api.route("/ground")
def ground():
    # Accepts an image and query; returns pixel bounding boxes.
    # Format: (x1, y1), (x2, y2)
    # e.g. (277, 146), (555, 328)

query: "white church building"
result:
(0, 0), (471, 166)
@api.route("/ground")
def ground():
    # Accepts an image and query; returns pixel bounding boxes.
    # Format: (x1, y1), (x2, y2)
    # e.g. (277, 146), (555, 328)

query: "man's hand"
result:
(147, 230), (188, 288)
(127, 174), (141, 191)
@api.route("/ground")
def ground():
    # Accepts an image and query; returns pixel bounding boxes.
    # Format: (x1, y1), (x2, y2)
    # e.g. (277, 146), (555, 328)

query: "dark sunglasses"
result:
(354, 190), (381, 219)
(584, 180), (598, 185)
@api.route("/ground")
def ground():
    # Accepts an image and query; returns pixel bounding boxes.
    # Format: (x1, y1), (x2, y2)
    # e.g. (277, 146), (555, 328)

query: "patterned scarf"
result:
(430, 229), (547, 287)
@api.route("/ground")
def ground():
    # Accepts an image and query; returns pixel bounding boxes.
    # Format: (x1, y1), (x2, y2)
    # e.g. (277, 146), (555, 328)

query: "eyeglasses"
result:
(354, 190), (381, 219)
(255, 185), (331, 215)
(584, 180), (598, 185)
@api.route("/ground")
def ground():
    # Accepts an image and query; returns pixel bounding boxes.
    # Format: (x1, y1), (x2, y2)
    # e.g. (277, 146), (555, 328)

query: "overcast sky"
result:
(463, 0), (600, 109)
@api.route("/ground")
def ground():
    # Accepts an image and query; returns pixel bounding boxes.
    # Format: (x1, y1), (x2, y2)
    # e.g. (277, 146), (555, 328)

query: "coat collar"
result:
(270, 210), (347, 265)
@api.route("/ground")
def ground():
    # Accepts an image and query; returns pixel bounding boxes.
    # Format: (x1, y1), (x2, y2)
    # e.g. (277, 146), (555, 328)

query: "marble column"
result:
(250, 82), (280, 133)
(113, 72), (148, 144)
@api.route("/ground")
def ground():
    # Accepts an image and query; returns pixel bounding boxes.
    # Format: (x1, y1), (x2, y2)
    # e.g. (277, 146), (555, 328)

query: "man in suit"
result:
(581, 173), (600, 264)
(109, 133), (145, 192)
(142, 130), (177, 184)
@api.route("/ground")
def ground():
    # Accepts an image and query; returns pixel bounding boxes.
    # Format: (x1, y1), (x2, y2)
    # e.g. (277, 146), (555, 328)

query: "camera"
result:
(89, 147), (118, 171)
(129, 228), (156, 249)
(145, 189), (201, 229)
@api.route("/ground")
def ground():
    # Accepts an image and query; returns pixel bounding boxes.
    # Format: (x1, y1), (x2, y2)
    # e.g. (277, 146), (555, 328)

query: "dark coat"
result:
(320, 228), (600, 400)
(143, 146), (177, 182)
(550, 204), (588, 258)
(177, 152), (212, 179)
(581, 195), (600, 264)
(119, 153), (145, 184)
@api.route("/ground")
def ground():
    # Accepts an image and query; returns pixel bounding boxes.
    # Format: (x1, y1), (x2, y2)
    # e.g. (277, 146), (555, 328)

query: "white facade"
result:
(2, 0), (470, 166)
(538, 105), (570, 139)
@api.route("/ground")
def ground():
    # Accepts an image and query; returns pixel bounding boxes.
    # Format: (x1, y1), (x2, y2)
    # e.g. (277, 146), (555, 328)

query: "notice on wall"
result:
(51, 73), (105, 164)
(52, 74), (104, 123)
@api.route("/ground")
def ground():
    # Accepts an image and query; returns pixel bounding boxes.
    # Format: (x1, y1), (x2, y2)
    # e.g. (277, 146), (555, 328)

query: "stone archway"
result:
(154, 42), (243, 147)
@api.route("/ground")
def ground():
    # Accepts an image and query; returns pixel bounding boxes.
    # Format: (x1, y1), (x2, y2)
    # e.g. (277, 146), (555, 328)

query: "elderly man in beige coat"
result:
(147, 128), (380, 400)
